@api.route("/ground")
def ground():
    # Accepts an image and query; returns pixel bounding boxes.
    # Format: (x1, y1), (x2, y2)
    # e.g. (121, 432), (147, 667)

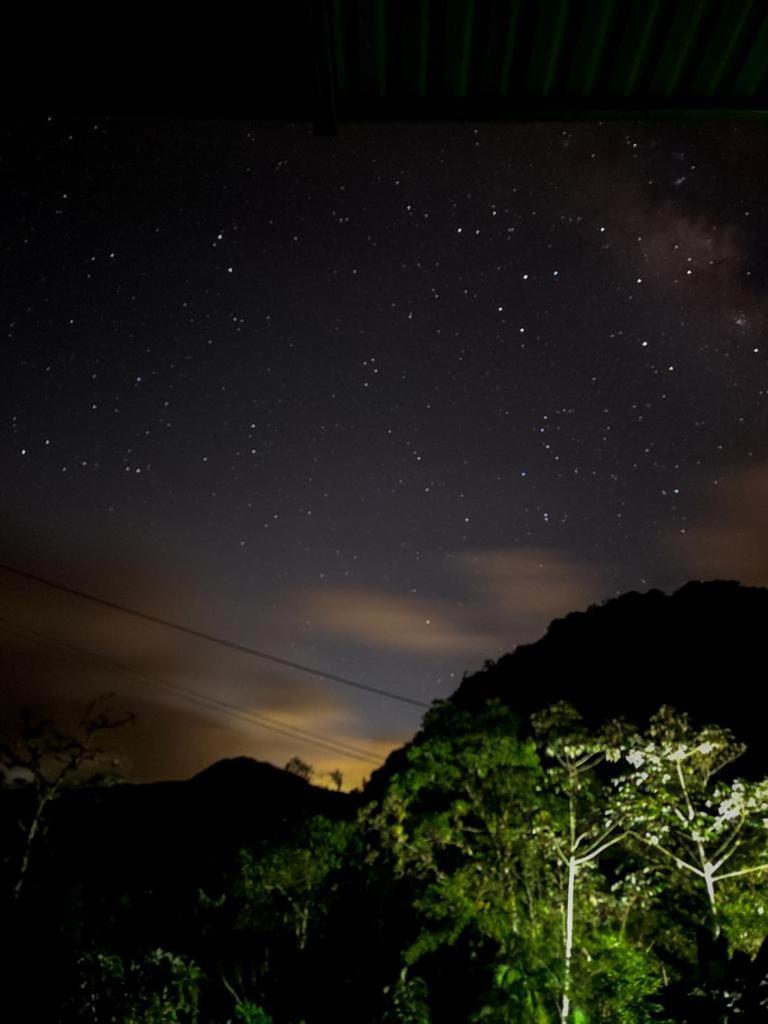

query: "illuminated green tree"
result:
(532, 703), (627, 1024)
(235, 815), (353, 952)
(365, 699), (560, 1022)
(76, 947), (202, 1024)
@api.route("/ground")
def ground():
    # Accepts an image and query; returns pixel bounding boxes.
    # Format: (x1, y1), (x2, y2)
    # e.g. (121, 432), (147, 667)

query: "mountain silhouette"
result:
(68, 755), (350, 859)
(6, 578), (767, 889)
(3, 580), (767, 1023)
(367, 579), (768, 794)
(454, 579), (765, 726)
(0, 755), (353, 927)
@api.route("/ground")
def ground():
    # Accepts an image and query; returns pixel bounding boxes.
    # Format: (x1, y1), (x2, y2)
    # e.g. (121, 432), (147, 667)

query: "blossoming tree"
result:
(532, 703), (627, 1024)
(612, 706), (768, 935)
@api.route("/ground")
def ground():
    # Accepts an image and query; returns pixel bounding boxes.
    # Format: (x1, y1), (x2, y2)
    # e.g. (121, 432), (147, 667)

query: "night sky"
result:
(1, 116), (767, 788)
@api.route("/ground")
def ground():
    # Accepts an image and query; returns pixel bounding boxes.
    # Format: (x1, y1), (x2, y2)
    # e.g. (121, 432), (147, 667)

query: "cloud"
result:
(0, 543), (605, 787)
(0, 560), (380, 786)
(111, 693), (402, 790)
(303, 586), (496, 656)
(675, 463), (768, 587)
(304, 546), (603, 658)
(452, 547), (601, 636)
(0, 624), (392, 790)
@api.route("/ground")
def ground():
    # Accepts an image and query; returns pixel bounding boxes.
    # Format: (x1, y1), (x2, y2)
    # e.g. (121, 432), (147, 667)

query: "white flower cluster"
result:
(717, 781), (747, 822)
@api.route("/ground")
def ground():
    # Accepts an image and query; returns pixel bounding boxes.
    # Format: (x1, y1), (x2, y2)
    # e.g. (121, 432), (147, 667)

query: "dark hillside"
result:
(4, 755), (352, 886)
(453, 580), (766, 736)
(367, 580), (768, 796)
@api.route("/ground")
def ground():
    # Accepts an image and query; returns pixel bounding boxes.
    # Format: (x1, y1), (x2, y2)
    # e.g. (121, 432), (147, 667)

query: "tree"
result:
(230, 1004), (274, 1024)
(284, 755), (313, 782)
(234, 815), (353, 954)
(328, 768), (344, 792)
(198, 814), (357, 1021)
(532, 703), (626, 1024)
(383, 967), (432, 1024)
(76, 947), (202, 1024)
(0, 696), (134, 901)
(612, 706), (768, 937)
(365, 699), (558, 1023)
(657, 927), (768, 1023)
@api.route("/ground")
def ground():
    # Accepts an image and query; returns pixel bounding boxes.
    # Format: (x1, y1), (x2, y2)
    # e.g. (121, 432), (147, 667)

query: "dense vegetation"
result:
(2, 582), (768, 1022)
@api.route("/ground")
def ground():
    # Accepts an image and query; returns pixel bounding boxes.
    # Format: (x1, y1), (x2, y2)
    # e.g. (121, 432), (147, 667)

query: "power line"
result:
(0, 617), (382, 766)
(0, 563), (430, 710)
(0, 615), (384, 766)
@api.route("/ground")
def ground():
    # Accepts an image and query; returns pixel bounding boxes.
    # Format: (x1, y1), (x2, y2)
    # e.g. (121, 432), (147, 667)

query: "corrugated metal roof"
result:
(310, 0), (768, 131)
(12, 1), (767, 123)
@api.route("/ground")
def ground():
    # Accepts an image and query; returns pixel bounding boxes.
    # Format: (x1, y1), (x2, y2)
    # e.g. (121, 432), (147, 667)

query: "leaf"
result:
(494, 963), (521, 988)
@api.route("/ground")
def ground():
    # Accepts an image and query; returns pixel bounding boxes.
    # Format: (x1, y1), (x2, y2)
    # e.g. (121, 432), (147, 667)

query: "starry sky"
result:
(1, 116), (767, 788)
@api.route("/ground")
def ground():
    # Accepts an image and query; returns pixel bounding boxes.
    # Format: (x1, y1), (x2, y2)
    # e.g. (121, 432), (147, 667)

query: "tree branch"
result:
(576, 831), (626, 866)
(710, 814), (746, 870)
(713, 862), (768, 883)
(626, 830), (703, 878)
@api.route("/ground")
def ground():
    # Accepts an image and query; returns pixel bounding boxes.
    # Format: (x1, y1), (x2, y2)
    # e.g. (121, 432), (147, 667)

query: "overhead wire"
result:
(0, 615), (384, 767)
(0, 562), (430, 710)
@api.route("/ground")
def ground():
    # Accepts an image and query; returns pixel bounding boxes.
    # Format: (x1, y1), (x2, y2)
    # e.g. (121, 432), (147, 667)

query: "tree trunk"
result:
(560, 858), (576, 1024)
(702, 860), (718, 935)
(13, 792), (49, 902)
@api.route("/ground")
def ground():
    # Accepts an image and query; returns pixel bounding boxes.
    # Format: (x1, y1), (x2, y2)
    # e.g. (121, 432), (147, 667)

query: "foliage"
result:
(5, 694), (768, 1024)
(234, 815), (355, 951)
(0, 696), (133, 901)
(284, 756), (313, 781)
(611, 707), (768, 929)
(657, 928), (768, 1022)
(716, 872), (768, 954)
(383, 968), (432, 1024)
(231, 1002), (274, 1024)
(470, 960), (555, 1024)
(532, 703), (628, 1023)
(365, 699), (562, 1020)
(573, 934), (667, 1024)
(76, 947), (202, 1023)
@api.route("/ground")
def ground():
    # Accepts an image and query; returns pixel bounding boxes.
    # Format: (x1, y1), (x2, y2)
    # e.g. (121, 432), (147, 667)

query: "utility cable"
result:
(0, 562), (430, 709)
(0, 616), (384, 766)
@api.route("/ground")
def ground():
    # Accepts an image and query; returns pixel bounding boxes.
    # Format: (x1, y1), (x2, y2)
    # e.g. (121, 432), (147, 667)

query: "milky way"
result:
(1, 117), (766, 786)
